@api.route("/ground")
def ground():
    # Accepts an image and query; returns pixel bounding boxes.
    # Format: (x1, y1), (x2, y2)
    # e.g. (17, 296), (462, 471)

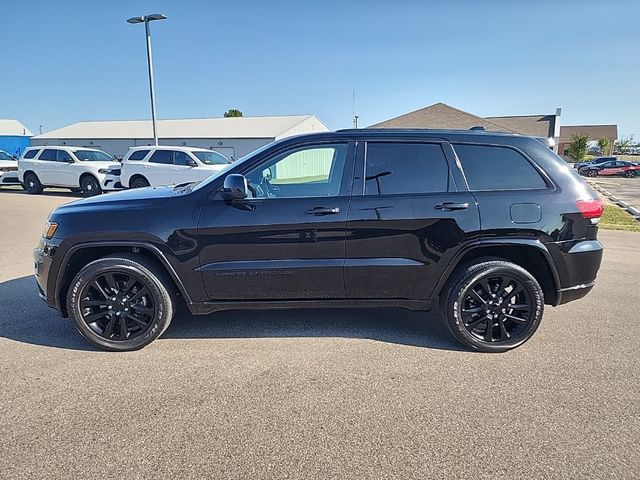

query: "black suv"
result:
(34, 129), (604, 352)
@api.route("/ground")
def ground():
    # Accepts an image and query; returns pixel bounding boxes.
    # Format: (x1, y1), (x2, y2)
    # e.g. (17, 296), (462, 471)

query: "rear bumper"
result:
(548, 239), (603, 306)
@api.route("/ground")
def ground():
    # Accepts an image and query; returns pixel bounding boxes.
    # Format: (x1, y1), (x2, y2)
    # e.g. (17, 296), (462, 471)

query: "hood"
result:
(53, 185), (192, 214)
(0, 159), (18, 167)
(81, 161), (121, 169)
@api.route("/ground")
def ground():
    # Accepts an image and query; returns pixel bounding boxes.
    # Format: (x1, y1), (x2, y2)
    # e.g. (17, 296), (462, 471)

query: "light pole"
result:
(127, 14), (167, 146)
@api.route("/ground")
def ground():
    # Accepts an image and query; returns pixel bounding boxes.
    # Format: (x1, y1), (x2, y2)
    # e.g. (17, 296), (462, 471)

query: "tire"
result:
(67, 254), (176, 351)
(587, 170), (598, 177)
(624, 171), (636, 178)
(80, 175), (102, 197)
(130, 176), (150, 188)
(70, 187), (81, 193)
(441, 260), (544, 353)
(23, 172), (43, 194)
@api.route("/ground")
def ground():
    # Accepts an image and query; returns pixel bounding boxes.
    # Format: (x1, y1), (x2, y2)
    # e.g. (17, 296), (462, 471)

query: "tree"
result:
(567, 132), (589, 161)
(615, 137), (631, 154)
(224, 109), (243, 118)
(597, 137), (611, 156)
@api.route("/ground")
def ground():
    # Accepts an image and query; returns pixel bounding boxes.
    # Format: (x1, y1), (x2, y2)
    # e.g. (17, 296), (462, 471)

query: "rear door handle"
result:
(305, 207), (340, 215)
(434, 202), (469, 211)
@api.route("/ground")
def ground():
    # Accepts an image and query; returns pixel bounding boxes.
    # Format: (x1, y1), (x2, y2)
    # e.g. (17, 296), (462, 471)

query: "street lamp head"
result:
(126, 16), (144, 24)
(127, 14), (167, 24)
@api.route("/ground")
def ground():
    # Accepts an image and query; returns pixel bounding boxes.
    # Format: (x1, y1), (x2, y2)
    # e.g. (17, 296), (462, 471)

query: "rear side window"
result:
(453, 144), (547, 191)
(57, 150), (73, 162)
(128, 150), (149, 161)
(149, 150), (173, 164)
(173, 151), (192, 166)
(23, 149), (39, 159)
(365, 142), (449, 195)
(39, 149), (58, 161)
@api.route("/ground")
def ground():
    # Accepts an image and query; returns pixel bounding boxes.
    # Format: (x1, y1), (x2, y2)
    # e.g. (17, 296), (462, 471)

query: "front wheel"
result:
(442, 260), (544, 352)
(67, 254), (176, 351)
(587, 170), (598, 177)
(23, 172), (43, 194)
(624, 170), (636, 178)
(81, 175), (102, 197)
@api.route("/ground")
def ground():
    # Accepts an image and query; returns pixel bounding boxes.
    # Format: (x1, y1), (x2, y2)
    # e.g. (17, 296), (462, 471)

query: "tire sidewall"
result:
(81, 176), (102, 197)
(445, 263), (544, 352)
(67, 260), (171, 351)
(132, 177), (149, 188)
(24, 173), (42, 194)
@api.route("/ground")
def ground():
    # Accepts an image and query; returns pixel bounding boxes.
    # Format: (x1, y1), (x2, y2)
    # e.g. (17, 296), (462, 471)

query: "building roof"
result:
(0, 119), (33, 137)
(559, 125), (618, 142)
(33, 115), (327, 140)
(369, 103), (556, 138)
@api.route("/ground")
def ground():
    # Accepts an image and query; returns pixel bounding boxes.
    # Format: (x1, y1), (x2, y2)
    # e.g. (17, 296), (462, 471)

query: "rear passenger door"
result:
(35, 149), (60, 185)
(146, 149), (174, 186)
(345, 140), (480, 300)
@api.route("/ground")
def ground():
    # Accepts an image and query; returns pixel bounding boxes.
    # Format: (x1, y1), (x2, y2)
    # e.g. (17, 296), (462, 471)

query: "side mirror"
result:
(187, 159), (198, 167)
(221, 174), (248, 200)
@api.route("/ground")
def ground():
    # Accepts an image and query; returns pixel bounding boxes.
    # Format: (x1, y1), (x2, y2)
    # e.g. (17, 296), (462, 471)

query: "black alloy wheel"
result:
(67, 254), (175, 351)
(78, 270), (157, 342)
(624, 170), (636, 178)
(131, 177), (150, 188)
(459, 273), (534, 343)
(443, 260), (543, 352)
(587, 170), (599, 177)
(23, 172), (43, 194)
(81, 175), (102, 197)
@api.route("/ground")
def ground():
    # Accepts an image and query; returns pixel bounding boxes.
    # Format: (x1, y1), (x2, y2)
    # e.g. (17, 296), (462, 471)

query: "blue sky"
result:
(2, 0), (639, 137)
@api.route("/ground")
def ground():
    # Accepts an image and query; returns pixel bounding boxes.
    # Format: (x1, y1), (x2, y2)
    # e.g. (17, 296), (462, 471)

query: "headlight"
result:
(43, 221), (59, 239)
(98, 168), (121, 175)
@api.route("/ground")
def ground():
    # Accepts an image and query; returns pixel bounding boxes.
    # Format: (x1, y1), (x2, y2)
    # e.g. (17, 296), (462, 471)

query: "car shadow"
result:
(0, 187), (81, 198)
(0, 275), (464, 352)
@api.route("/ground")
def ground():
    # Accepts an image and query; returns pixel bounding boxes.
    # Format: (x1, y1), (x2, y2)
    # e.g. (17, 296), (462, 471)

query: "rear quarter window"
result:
(127, 149), (150, 161)
(23, 149), (39, 159)
(453, 144), (547, 191)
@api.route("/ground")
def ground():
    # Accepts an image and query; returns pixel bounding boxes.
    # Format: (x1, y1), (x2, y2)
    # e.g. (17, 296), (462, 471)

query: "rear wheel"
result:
(442, 260), (544, 352)
(131, 176), (150, 188)
(81, 175), (102, 197)
(587, 170), (598, 177)
(67, 254), (175, 351)
(23, 172), (43, 194)
(624, 170), (636, 178)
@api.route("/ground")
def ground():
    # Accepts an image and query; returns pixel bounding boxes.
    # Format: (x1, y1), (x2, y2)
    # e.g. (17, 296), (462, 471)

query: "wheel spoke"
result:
(83, 311), (109, 323)
(462, 305), (485, 314)
(504, 312), (527, 323)
(131, 304), (153, 316)
(129, 287), (149, 303)
(103, 316), (116, 338)
(480, 279), (493, 296)
(496, 277), (511, 297)
(129, 315), (149, 329)
(91, 280), (110, 300)
(509, 303), (530, 311)
(81, 299), (107, 308)
(122, 276), (136, 296)
(119, 316), (128, 340)
(498, 316), (510, 340)
(466, 314), (488, 328)
(484, 319), (493, 341)
(471, 289), (487, 304)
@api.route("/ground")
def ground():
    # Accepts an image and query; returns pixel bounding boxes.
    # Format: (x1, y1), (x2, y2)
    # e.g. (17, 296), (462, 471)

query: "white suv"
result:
(121, 146), (231, 188)
(0, 150), (20, 187)
(18, 146), (122, 196)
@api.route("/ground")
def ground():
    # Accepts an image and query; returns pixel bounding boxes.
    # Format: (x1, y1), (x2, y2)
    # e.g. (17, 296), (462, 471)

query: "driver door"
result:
(197, 141), (356, 301)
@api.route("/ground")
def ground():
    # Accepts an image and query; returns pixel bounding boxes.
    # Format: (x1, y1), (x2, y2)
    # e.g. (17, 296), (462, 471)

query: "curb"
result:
(587, 180), (640, 222)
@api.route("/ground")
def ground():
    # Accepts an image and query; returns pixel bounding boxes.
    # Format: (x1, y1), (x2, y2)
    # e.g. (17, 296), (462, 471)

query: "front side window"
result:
(149, 150), (173, 165)
(57, 150), (73, 162)
(23, 149), (40, 159)
(192, 150), (230, 165)
(128, 150), (149, 161)
(74, 150), (113, 162)
(39, 149), (58, 161)
(244, 144), (348, 199)
(365, 142), (449, 195)
(173, 151), (192, 166)
(453, 144), (547, 191)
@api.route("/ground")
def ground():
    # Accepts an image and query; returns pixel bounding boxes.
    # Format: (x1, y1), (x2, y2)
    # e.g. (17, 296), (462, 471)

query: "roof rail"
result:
(469, 126), (485, 131)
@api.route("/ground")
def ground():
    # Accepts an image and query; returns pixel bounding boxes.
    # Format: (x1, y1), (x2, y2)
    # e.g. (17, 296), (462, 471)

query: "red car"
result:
(580, 160), (640, 178)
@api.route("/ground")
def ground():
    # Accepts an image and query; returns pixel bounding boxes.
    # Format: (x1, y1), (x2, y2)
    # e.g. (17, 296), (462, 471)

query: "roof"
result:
(559, 125), (618, 142)
(0, 119), (33, 137)
(25, 145), (106, 152)
(33, 115), (326, 140)
(369, 103), (556, 137)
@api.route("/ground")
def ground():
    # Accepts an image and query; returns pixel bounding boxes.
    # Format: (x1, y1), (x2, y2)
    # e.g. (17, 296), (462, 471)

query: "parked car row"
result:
(574, 156), (640, 178)
(6, 145), (232, 196)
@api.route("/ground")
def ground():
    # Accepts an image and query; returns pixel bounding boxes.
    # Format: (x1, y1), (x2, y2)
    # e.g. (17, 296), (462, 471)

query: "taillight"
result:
(576, 199), (604, 219)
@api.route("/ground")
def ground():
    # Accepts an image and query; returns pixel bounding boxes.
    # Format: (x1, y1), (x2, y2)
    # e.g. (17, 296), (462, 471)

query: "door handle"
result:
(305, 207), (340, 215)
(434, 202), (469, 211)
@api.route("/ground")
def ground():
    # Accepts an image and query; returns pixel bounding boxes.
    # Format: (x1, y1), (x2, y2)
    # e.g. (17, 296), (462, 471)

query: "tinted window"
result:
(365, 143), (449, 195)
(39, 149), (58, 161)
(128, 149), (149, 161)
(23, 149), (39, 159)
(192, 150), (230, 165)
(74, 150), (112, 161)
(57, 150), (73, 162)
(453, 144), (547, 191)
(245, 144), (348, 198)
(149, 150), (173, 164)
(173, 151), (192, 166)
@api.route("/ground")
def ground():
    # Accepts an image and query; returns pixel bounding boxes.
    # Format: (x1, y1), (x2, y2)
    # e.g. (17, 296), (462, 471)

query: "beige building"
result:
(557, 125), (618, 156)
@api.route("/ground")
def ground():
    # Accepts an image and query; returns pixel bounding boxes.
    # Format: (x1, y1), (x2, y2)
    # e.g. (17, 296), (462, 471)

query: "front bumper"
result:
(101, 174), (124, 191)
(34, 241), (58, 311)
(0, 171), (20, 185)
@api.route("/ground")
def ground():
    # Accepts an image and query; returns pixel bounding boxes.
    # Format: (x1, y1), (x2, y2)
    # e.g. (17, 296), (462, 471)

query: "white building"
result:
(30, 115), (329, 160)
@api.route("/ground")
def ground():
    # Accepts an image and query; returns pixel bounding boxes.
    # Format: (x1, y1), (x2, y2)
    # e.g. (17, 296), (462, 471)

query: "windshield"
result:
(73, 150), (113, 161)
(191, 150), (231, 165)
(0, 151), (14, 161)
(192, 140), (282, 192)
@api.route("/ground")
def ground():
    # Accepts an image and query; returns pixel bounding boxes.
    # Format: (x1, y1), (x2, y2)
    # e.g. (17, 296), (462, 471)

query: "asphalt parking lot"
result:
(1, 189), (639, 479)
(589, 176), (640, 209)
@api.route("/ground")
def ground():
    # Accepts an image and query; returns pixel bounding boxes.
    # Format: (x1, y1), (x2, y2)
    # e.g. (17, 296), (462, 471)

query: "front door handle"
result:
(305, 207), (340, 216)
(434, 202), (469, 211)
